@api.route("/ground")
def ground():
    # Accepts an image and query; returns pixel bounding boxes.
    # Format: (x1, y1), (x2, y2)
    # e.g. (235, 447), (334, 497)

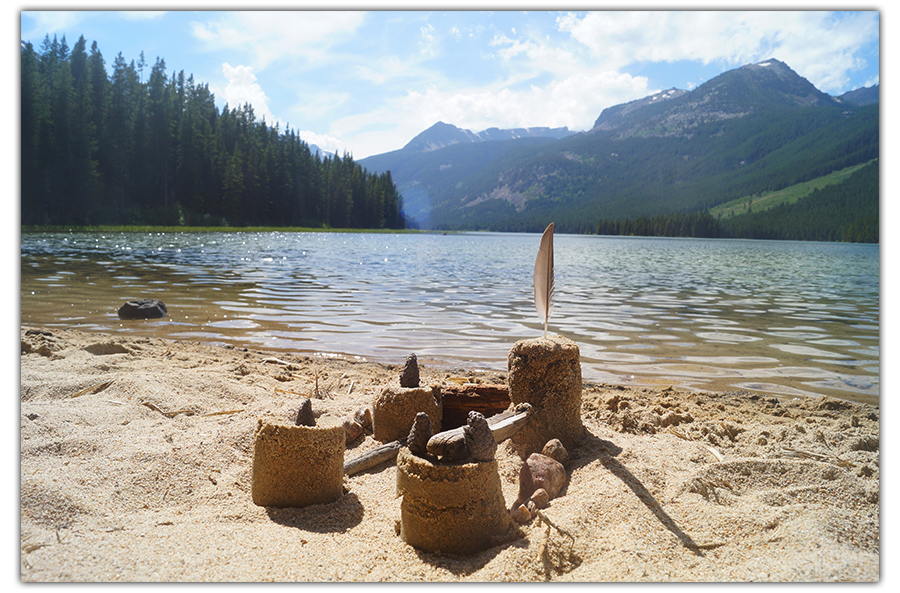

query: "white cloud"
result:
(296, 130), (345, 155)
(395, 70), (651, 135)
(117, 11), (167, 21)
(420, 23), (437, 56)
(218, 63), (277, 125)
(556, 10), (879, 93)
(190, 11), (367, 69)
(20, 10), (83, 37)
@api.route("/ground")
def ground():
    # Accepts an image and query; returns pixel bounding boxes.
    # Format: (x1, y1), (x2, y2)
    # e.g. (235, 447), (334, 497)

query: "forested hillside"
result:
(20, 35), (405, 229)
(593, 159), (878, 243)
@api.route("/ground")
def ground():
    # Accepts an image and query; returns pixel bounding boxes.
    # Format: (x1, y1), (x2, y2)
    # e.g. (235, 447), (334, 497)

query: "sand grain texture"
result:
(19, 327), (879, 582)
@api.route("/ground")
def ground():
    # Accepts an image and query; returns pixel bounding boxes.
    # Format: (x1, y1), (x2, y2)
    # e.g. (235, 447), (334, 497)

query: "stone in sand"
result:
(406, 412), (433, 457)
(518, 452), (567, 503)
(541, 438), (569, 467)
(463, 411), (497, 461)
(295, 398), (315, 427)
(399, 353), (420, 388)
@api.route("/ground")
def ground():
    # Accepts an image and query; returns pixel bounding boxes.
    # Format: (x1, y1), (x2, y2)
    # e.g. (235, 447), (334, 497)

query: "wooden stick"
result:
(343, 404), (532, 475)
(426, 404), (532, 459)
(344, 440), (403, 476)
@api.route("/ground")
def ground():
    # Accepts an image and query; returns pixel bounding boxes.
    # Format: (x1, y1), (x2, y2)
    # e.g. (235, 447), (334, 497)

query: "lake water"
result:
(20, 231), (880, 405)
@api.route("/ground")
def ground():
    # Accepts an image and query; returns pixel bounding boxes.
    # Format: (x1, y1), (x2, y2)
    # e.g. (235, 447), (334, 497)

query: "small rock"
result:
(354, 406), (373, 434)
(463, 411), (497, 461)
(117, 298), (167, 320)
(343, 418), (364, 444)
(406, 412), (433, 457)
(295, 398), (315, 427)
(529, 487), (550, 509)
(541, 439), (569, 467)
(511, 503), (532, 524)
(519, 453), (566, 503)
(399, 353), (420, 388)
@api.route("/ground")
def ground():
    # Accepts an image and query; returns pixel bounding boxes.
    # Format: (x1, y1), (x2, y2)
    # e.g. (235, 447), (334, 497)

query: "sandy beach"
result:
(19, 326), (879, 582)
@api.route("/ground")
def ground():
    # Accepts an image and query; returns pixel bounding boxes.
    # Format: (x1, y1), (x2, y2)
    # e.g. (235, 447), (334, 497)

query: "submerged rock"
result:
(117, 298), (167, 320)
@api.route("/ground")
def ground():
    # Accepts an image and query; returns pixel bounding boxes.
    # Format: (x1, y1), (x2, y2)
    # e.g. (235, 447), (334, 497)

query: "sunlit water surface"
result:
(21, 231), (879, 405)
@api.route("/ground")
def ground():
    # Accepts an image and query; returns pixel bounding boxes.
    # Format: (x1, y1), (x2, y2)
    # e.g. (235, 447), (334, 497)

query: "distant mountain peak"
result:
(402, 121), (574, 153)
(591, 57), (843, 139)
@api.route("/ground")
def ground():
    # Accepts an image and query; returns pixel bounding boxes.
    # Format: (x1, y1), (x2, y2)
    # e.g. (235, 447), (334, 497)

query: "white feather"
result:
(533, 222), (554, 338)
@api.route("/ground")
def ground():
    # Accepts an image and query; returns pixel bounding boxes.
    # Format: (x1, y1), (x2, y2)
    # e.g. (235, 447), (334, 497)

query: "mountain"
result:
(359, 125), (569, 227)
(838, 84), (879, 106)
(402, 121), (575, 153)
(363, 59), (878, 232)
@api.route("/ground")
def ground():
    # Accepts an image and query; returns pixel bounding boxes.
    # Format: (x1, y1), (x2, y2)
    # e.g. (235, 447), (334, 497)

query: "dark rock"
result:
(295, 398), (315, 427)
(463, 411), (497, 461)
(399, 353), (419, 388)
(118, 299), (167, 320)
(406, 412), (433, 457)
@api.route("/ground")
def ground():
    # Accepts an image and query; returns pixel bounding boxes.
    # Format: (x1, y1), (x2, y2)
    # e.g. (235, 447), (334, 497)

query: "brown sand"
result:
(19, 326), (879, 582)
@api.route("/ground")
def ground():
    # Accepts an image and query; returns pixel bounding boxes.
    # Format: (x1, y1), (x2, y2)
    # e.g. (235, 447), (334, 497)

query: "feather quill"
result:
(533, 222), (555, 338)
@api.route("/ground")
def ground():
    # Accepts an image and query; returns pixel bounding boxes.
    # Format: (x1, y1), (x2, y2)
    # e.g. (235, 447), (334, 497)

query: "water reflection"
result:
(20, 232), (879, 405)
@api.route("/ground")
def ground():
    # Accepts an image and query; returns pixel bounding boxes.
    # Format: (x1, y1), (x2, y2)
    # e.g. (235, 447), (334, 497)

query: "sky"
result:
(18, 2), (881, 160)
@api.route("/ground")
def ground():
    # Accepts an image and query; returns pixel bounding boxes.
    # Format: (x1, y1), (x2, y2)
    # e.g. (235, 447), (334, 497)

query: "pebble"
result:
(529, 488), (550, 509)
(519, 452), (566, 502)
(541, 439), (569, 467)
(354, 406), (373, 434)
(510, 503), (532, 524)
(343, 418), (364, 444)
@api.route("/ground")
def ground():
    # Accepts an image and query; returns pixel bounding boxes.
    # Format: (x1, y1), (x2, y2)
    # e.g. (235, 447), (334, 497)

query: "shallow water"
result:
(20, 231), (879, 405)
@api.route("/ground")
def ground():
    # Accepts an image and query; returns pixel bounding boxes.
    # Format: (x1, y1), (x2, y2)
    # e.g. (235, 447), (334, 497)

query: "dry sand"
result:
(19, 326), (879, 582)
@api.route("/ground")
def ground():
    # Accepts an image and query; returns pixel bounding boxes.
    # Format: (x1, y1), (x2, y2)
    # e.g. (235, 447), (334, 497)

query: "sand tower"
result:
(251, 417), (345, 508)
(507, 334), (584, 456)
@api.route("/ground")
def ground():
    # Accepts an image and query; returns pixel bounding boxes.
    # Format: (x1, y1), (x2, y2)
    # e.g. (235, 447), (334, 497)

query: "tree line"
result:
(21, 35), (405, 229)
(593, 160), (878, 243)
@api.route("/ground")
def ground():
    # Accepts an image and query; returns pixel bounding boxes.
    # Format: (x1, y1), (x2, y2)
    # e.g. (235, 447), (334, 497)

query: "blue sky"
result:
(19, 4), (881, 160)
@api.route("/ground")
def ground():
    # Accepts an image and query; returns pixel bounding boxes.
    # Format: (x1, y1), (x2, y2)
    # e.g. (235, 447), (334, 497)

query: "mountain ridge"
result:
(360, 58), (878, 233)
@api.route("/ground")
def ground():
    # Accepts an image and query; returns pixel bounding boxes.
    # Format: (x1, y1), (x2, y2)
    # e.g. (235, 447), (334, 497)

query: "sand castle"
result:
(251, 222), (581, 555)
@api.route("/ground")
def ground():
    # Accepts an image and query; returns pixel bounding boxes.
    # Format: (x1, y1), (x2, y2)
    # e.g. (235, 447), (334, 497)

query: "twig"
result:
(143, 402), (195, 417)
(200, 409), (244, 417)
(534, 509), (575, 542)
(72, 380), (114, 398)
(781, 446), (855, 468)
(274, 387), (312, 398)
(344, 441), (403, 475)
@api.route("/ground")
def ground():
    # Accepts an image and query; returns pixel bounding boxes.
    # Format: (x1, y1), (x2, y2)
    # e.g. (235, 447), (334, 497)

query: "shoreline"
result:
(20, 326), (879, 581)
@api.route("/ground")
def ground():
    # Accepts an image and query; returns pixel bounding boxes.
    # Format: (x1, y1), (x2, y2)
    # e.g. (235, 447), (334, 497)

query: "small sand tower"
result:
(395, 412), (520, 555)
(251, 417), (345, 508)
(372, 353), (442, 443)
(507, 334), (584, 456)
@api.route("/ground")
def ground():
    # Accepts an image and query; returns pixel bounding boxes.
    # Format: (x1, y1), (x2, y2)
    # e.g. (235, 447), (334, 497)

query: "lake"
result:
(20, 231), (880, 405)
